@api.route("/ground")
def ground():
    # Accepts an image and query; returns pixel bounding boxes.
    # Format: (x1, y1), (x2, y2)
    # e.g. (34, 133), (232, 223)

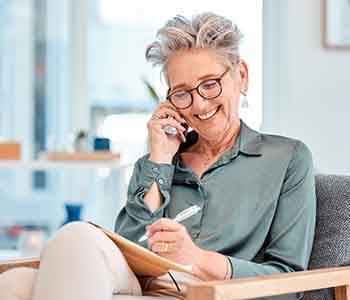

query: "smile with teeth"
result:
(196, 106), (220, 120)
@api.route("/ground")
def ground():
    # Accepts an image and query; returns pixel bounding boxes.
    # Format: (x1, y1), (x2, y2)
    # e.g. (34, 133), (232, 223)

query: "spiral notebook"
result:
(88, 222), (193, 277)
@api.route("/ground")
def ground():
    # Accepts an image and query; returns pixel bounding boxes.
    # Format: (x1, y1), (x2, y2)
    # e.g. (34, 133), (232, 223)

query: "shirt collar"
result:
(172, 119), (262, 182)
(236, 119), (263, 156)
(177, 119), (263, 160)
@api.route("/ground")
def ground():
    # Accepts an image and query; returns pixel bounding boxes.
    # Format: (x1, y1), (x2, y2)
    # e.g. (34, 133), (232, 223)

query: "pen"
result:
(138, 205), (201, 242)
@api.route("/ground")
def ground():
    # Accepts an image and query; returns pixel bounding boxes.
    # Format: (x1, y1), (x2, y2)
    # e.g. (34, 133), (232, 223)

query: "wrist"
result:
(149, 153), (173, 164)
(191, 249), (232, 281)
(224, 256), (232, 280)
(191, 248), (209, 280)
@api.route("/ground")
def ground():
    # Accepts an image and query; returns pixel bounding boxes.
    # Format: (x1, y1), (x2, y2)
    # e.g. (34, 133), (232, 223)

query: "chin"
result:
(197, 127), (225, 140)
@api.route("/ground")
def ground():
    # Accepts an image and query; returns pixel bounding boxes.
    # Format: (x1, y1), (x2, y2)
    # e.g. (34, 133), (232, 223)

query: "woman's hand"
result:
(146, 218), (204, 273)
(147, 218), (232, 280)
(148, 102), (187, 164)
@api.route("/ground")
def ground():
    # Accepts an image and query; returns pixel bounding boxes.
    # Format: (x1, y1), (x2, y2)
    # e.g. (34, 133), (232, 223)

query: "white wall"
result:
(262, 0), (350, 175)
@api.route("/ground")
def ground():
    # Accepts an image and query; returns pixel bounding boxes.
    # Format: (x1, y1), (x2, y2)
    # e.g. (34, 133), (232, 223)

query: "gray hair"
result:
(145, 12), (243, 74)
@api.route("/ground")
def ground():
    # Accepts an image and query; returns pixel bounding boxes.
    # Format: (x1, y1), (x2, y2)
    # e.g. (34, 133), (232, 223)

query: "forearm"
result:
(143, 154), (174, 213)
(115, 155), (175, 237)
(142, 155), (173, 213)
(193, 249), (232, 281)
(143, 181), (163, 213)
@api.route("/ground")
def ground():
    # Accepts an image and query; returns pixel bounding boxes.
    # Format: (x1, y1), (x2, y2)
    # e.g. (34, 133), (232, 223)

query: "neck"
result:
(195, 119), (241, 157)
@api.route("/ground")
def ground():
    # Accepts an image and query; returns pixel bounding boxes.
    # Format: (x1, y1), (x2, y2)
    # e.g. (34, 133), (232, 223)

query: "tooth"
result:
(198, 108), (217, 120)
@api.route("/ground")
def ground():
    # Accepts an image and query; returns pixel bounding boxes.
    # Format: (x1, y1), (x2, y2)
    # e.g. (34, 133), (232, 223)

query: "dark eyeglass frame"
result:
(166, 68), (231, 110)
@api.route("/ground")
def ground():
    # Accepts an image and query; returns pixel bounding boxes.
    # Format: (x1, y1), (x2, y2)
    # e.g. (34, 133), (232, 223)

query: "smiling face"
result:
(166, 48), (248, 143)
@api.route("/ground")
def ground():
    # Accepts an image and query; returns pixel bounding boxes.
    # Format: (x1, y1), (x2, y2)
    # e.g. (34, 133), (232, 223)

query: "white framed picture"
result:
(324, 0), (350, 48)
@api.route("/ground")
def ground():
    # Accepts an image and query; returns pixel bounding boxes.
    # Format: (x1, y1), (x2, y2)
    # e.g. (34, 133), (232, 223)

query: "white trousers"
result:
(0, 222), (191, 300)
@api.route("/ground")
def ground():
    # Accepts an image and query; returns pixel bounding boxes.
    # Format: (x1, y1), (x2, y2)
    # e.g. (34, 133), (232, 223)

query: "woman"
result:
(0, 12), (316, 300)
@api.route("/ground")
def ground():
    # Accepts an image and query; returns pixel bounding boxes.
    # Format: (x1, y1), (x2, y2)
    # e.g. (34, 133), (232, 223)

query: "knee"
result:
(52, 221), (92, 239)
(58, 220), (92, 234)
(43, 221), (106, 255)
(0, 267), (37, 300)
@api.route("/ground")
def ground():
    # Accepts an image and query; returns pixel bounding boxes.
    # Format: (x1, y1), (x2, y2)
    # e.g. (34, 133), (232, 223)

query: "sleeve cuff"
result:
(126, 157), (175, 220)
(227, 256), (254, 278)
(140, 158), (175, 192)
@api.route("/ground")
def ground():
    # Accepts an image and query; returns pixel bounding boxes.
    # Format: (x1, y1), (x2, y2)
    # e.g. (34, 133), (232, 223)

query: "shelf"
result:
(40, 151), (120, 161)
(0, 160), (132, 170)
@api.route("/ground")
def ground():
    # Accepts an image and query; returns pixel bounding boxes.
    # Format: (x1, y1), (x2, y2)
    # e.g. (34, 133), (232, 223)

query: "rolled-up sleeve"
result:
(114, 154), (175, 246)
(228, 141), (316, 278)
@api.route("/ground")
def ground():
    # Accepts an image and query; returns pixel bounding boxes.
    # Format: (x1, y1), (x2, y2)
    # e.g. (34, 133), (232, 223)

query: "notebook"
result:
(88, 222), (193, 277)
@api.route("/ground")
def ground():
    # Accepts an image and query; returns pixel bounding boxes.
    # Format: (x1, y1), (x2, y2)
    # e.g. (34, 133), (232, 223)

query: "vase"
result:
(62, 203), (83, 226)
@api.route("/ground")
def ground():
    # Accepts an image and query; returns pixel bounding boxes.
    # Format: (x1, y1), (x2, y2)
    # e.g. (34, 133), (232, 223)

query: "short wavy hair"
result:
(145, 12), (243, 75)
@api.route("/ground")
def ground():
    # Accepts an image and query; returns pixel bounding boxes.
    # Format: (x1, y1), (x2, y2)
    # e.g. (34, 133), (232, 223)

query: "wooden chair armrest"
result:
(0, 258), (40, 274)
(186, 266), (350, 300)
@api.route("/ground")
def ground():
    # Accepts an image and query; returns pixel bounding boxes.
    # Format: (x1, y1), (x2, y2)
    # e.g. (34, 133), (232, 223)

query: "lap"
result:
(0, 267), (180, 300)
(35, 221), (142, 297)
(0, 267), (37, 300)
(0, 222), (198, 300)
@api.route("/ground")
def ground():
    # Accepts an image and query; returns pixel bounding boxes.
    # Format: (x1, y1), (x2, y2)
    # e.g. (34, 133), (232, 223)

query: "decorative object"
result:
(62, 203), (83, 226)
(74, 129), (89, 152)
(94, 137), (111, 151)
(17, 227), (46, 257)
(324, 0), (350, 48)
(0, 142), (21, 160)
(141, 77), (161, 104)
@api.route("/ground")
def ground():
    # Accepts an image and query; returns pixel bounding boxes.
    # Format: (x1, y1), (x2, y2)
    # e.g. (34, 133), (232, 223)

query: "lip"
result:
(195, 105), (221, 121)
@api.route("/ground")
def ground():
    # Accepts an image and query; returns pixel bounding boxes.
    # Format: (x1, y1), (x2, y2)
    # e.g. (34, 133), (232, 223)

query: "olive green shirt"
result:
(115, 120), (316, 284)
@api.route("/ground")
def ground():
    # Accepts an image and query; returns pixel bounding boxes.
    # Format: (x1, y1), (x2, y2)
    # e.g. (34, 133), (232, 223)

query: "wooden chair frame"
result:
(1, 258), (349, 300)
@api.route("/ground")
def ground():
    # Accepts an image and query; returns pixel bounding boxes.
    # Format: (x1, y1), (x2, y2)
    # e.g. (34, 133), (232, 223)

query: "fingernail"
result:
(145, 230), (150, 237)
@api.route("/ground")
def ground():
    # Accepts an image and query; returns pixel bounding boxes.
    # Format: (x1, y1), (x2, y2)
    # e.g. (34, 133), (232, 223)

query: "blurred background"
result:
(0, 0), (349, 259)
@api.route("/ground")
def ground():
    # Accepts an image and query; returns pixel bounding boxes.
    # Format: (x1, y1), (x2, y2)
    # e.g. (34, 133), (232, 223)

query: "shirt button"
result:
(152, 167), (159, 173)
(158, 178), (165, 185)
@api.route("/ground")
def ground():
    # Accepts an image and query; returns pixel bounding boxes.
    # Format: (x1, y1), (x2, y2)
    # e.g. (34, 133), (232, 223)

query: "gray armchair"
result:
(302, 174), (350, 300)
(1, 174), (350, 300)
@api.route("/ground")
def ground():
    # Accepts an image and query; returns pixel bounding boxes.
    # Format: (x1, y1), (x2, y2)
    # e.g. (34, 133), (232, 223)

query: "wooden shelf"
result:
(0, 160), (132, 170)
(40, 151), (120, 161)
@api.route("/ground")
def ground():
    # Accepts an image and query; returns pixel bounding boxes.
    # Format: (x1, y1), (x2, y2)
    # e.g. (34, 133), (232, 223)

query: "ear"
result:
(238, 59), (249, 93)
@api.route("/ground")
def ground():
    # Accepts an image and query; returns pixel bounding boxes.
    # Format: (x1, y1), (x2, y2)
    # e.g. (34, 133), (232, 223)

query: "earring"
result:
(240, 91), (249, 108)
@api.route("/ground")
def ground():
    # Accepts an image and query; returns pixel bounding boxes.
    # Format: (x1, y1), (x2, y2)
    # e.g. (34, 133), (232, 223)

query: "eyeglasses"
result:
(166, 68), (230, 110)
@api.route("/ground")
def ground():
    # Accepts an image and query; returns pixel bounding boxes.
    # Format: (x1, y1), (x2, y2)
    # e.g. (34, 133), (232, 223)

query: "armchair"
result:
(1, 174), (350, 300)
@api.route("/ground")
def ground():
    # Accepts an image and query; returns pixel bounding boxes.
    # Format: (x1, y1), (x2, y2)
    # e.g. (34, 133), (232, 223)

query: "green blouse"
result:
(115, 120), (316, 284)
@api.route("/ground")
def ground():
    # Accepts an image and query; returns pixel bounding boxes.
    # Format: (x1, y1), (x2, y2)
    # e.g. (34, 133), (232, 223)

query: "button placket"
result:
(152, 167), (159, 173)
(150, 165), (165, 187)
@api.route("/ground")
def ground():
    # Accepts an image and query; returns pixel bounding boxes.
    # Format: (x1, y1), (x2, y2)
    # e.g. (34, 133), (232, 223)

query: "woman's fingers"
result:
(149, 118), (186, 134)
(146, 218), (184, 236)
(152, 106), (185, 124)
(151, 241), (176, 253)
(148, 224), (180, 253)
(147, 102), (186, 162)
(148, 230), (179, 245)
(147, 218), (188, 253)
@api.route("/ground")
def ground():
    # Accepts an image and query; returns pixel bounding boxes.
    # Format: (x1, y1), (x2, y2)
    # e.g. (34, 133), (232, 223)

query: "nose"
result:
(191, 90), (208, 112)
